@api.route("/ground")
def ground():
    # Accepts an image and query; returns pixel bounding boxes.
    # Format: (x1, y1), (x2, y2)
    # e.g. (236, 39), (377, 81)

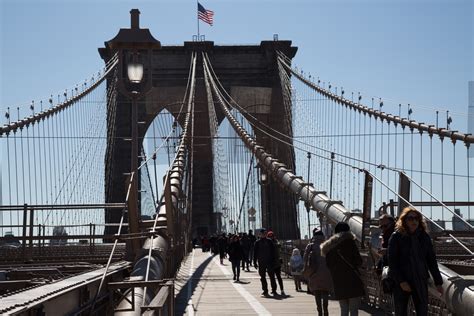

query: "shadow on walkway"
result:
(175, 252), (215, 316)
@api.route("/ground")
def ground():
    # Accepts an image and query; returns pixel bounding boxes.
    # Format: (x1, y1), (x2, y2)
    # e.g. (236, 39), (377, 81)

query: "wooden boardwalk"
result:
(174, 249), (383, 315)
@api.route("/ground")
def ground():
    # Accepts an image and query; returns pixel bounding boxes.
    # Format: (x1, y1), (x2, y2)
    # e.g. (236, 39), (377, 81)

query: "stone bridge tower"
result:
(99, 10), (299, 240)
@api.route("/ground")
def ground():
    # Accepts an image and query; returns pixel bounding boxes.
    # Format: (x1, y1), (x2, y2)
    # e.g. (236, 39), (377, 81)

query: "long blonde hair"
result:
(395, 207), (427, 234)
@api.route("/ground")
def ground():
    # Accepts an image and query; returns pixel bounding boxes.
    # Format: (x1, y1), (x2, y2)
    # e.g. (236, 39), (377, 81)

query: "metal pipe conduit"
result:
(205, 54), (474, 316)
(115, 236), (168, 316)
(278, 56), (474, 145)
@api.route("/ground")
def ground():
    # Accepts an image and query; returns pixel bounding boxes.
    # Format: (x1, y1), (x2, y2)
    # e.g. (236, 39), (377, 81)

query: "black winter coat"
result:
(388, 229), (443, 287)
(320, 231), (365, 300)
(228, 240), (244, 261)
(253, 237), (275, 267)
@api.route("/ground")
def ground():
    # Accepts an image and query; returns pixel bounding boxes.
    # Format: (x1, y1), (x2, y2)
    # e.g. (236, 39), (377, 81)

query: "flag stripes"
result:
(198, 3), (214, 26)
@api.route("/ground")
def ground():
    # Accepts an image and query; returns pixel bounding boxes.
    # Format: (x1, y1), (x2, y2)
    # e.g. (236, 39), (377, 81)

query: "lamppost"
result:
(116, 48), (153, 255)
(256, 164), (269, 229)
(222, 206), (228, 233)
(129, 54), (143, 192)
(125, 52), (144, 255)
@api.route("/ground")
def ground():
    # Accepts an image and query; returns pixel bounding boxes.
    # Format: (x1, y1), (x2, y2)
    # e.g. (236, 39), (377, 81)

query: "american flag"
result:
(198, 3), (214, 26)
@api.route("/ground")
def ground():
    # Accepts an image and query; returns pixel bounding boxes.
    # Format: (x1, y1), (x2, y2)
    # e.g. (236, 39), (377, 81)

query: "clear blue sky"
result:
(0, 0), (473, 234)
(1, 0), (472, 128)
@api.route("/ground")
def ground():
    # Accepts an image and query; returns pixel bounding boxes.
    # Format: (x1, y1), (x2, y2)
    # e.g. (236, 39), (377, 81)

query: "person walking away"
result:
(289, 248), (304, 291)
(209, 234), (218, 255)
(248, 230), (257, 266)
(228, 234), (244, 282)
(202, 235), (210, 252)
(253, 230), (277, 297)
(321, 222), (365, 316)
(388, 207), (443, 316)
(268, 231), (285, 295)
(240, 233), (251, 271)
(305, 229), (332, 316)
(217, 233), (228, 264)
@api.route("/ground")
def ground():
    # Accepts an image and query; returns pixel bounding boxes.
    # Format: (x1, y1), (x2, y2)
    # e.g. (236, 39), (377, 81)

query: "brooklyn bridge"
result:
(0, 8), (473, 316)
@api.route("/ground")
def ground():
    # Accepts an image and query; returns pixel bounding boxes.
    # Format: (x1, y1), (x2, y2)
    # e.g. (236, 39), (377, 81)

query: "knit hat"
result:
(312, 228), (324, 236)
(334, 222), (350, 234)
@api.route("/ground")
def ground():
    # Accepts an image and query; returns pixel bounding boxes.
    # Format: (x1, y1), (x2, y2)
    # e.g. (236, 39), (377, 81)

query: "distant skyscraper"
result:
(469, 81), (473, 157)
(452, 208), (470, 231)
(428, 219), (445, 233)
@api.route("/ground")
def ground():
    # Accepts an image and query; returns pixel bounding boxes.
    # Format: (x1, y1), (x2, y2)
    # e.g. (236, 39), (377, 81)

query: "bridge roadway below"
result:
(174, 249), (383, 315)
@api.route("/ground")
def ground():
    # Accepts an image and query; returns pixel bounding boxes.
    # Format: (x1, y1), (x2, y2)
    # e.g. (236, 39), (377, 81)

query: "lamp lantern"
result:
(127, 62), (144, 83)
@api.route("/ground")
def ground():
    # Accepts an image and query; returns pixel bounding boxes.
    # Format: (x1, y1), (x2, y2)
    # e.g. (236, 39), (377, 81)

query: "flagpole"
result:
(197, 1), (200, 39)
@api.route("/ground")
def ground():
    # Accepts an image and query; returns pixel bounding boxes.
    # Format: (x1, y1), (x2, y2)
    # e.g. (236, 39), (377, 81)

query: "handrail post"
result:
(42, 225), (46, 248)
(167, 280), (175, 316)
(93, 224), (96, 247)
(361, 171), (373, 249)
(126, 173), (141, 257)
(89, 222), (93, 254)
(38, 224), (42, 255)
(398, 172), (411, 216)
(29, 207), (34, 258)
(22, 203), (28, 260)
(164, 173), (174, 242)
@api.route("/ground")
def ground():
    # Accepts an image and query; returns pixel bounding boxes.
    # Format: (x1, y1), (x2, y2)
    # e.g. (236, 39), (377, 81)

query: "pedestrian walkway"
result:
(174, 249), (383, 315)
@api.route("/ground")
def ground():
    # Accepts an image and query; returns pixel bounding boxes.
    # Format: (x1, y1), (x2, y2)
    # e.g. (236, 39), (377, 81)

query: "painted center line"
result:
(213, 256), (271, 316)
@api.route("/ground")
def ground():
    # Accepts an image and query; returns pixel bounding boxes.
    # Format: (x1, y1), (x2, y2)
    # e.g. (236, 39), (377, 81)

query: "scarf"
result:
(409, 229), (428, 305)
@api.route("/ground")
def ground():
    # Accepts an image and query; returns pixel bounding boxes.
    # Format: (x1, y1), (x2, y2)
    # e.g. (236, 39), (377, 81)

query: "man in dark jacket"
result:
(253, 230), (277, 296)
(240, 233), (251, 271)
(228, 235), (244, 282)
(248, 230), (257, 266)
(217, 233), (228, 264)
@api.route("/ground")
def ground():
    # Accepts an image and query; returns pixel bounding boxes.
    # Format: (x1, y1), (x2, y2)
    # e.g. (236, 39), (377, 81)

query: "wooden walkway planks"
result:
(174, 249), (383, 315)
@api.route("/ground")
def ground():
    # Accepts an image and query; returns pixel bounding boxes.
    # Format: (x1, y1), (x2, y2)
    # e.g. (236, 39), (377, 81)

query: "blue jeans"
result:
(339, 297), (360, 316)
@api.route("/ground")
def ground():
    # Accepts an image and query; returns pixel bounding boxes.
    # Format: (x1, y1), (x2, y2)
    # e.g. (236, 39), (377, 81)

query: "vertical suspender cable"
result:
(419, 131), (423, 204)
(6, 108), (12, 231)
(387, 122), (391, 201)
(14, 110), (20, 231)
(410, 128), (414, 198)
(430, 134), (433, 218)
(453, 141), (456, 210)
(441, 138), (444, 222)
(467, 145), (471, 220)
(380, 103), (384, 205)
(20, 112), (26, 205)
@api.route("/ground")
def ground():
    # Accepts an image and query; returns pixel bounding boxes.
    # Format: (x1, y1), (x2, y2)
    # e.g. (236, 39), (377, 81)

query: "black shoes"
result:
(261, 291), (269, 297)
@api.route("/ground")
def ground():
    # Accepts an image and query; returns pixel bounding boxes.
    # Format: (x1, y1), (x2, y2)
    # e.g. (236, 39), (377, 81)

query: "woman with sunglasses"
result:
(388, 207), (443, 315)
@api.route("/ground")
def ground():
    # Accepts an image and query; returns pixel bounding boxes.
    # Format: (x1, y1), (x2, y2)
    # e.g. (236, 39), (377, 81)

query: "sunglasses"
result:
(405, 215), (419, 222)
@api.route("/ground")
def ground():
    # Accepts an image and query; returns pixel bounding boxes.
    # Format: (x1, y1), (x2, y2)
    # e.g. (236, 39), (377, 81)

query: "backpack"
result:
(302, 243), (319, 279)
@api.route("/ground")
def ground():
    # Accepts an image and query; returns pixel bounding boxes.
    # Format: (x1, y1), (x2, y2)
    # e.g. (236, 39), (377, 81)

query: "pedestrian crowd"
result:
(196, 206), (443, 316)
